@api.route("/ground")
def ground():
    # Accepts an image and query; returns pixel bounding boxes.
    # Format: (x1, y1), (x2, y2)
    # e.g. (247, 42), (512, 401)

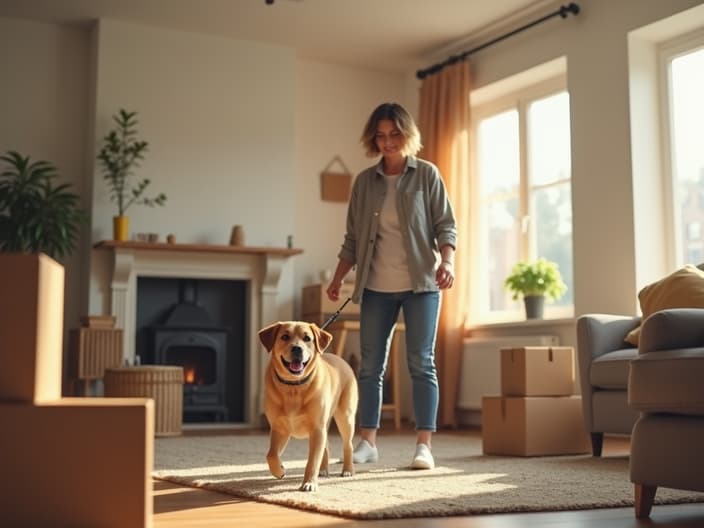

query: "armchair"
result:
(628, 308), (704, 517)
(576, 314), (641, 456)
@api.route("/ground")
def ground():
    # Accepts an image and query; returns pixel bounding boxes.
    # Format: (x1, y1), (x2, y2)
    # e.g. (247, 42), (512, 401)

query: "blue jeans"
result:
(358, 289), (440, 431)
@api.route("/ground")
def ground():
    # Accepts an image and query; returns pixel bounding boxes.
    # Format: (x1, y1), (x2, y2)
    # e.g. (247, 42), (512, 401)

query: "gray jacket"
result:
(338, 157), (457, 303)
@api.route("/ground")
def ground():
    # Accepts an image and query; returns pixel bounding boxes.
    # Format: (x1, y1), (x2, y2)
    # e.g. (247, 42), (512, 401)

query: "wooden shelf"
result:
(93, 240), (303, 257)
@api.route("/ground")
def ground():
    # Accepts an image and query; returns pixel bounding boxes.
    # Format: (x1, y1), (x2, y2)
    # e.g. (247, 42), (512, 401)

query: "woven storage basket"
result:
(104, 366), (183, 436)
(68, 328), (123, 380)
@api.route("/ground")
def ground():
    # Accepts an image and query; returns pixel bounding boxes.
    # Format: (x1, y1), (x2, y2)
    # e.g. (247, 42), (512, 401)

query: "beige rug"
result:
(153, 432), (704, 519)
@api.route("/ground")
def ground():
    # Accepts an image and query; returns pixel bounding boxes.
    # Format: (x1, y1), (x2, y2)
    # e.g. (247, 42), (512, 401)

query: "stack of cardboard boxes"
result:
(482, 346), (591, 456)
(0, 254), (154, 527)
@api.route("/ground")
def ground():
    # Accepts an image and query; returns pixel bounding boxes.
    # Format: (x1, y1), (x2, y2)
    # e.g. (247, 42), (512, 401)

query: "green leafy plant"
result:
(504, 258), (567, 301)
(0, 150), (87, 258)
(97, 109), (166, 216)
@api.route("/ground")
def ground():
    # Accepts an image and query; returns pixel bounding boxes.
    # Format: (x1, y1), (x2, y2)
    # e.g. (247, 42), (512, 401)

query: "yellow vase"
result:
(113, 215), (129, 241)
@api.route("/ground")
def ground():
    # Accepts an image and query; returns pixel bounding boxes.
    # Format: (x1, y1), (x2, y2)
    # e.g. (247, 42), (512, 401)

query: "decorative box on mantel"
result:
(93, 240), (303, 426)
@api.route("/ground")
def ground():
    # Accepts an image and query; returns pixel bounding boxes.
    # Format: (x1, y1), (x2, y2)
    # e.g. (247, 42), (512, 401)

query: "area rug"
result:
(153, 433), (704, 520)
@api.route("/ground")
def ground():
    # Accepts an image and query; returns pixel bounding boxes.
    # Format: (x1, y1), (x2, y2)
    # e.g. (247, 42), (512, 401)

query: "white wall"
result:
(294, 59), (407, 307)
(88, 19), (299, 317)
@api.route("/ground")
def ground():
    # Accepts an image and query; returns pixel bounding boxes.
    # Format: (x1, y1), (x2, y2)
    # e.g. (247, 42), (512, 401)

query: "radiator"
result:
(457, 335), (559, 411)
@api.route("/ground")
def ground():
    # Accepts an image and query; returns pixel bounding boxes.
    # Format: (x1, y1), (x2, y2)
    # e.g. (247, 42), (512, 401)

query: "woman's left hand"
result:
(436, 261), (454, 289)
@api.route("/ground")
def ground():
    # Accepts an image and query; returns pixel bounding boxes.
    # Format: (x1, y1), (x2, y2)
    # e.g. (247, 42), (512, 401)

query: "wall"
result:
(89, 19), (298, 318)
(293, 59), (407, 306)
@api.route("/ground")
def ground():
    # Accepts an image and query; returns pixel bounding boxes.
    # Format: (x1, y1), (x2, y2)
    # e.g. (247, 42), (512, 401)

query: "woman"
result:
(326, 102), (456, 470)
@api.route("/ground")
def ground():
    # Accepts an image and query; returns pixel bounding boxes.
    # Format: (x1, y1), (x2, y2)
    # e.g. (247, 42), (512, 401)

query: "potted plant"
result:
(504, 258), (567, 319)
(96, 108), (166, 241)
(0, 150), (87, 259)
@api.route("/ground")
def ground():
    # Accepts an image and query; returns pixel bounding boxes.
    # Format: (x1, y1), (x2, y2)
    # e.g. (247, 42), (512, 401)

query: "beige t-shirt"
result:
(365, 173), (413, 292)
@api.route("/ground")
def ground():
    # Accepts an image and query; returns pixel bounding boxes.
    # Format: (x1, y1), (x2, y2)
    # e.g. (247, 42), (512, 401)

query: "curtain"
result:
(418, 60), (471, 427)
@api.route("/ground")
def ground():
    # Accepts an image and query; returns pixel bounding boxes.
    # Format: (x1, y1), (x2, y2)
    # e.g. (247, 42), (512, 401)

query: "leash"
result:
(320, 297), (352, 330)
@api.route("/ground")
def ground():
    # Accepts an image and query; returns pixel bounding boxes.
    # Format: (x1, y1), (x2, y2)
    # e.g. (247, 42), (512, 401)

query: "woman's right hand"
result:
(326, 280), (342, 302)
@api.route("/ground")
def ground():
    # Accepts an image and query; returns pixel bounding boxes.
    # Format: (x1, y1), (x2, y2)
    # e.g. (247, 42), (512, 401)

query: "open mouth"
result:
(281, 356), (309, 375)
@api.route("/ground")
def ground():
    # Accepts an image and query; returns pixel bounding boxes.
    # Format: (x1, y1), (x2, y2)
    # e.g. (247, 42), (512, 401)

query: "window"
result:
(661, 34), (704, 268)
(470, 73), (573, 323)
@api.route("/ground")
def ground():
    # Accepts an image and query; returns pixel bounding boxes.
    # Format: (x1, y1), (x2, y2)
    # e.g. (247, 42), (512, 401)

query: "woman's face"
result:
(375, 119), (404, 159)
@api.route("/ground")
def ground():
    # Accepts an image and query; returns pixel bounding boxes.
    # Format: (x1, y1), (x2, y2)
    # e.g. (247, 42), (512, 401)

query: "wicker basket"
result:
(104, 366), (183, 436)
(68, 328), (123, 380)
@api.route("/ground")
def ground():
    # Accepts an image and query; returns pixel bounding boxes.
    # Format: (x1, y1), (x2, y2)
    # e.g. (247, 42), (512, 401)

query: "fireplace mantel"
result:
(94, 240), (302, 425)
(94, 240), (303, 257)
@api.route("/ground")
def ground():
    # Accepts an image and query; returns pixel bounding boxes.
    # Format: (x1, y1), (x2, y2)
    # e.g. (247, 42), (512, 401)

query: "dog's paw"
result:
(268, 462), (285, 479)
(340, 468), (354, 478)
(299, 480), (318, 492)
(318, 468), (329, 478)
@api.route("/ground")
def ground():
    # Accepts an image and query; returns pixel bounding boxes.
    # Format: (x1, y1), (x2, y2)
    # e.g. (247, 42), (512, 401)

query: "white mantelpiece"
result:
(94, 240), (302, 425)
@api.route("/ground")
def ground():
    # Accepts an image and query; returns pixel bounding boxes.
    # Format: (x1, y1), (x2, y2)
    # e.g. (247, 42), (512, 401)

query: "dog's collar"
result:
(274, 369), (313, 386)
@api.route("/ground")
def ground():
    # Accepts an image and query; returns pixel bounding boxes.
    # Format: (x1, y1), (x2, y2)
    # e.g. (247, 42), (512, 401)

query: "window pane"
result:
(527, 90), (573, 304)
(488, 197), (521, 311)
(671, 47), (704, 266)
(478, 110), (519, 197)
(477, 110), (521, 312)
(532, 184), (573, 306)
(528, 92), (571, 186)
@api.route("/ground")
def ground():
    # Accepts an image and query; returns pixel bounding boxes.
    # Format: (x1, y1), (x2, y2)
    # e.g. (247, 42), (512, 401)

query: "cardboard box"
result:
(482, 395), (591, 456)
(302, 283), (359, 317)
(501, 346), (575, 396)
(0, 397), (154, 528)
(0, 253), (64, 403)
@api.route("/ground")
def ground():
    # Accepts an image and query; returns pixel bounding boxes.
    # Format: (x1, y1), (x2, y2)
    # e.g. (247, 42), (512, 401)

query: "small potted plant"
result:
(97, 108), (166, 241)
(0, 150), (87, 259)
(504, 258), (567, 319)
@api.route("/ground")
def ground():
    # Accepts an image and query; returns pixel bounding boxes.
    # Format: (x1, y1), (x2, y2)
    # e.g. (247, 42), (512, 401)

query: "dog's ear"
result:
(310, 323), (332, 353)
(258, 322), (282, 352)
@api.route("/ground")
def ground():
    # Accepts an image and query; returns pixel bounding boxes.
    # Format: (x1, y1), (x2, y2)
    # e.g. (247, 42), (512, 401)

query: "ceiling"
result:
(0, 0), (550, 73)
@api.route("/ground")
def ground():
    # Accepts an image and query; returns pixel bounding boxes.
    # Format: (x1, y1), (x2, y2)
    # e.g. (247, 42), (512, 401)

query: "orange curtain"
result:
(418, 60), (471, 428)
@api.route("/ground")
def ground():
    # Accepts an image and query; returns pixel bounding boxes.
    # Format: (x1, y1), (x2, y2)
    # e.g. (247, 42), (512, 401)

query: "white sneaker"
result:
(352, 439), (379, 463)
(409, 443), (435, 470)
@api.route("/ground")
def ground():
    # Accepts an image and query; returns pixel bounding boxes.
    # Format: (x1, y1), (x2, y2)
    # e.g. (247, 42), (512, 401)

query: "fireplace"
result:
(94, 240), (303, 426)
(138, 277), (246, 423)
(150, 280), (229, 421)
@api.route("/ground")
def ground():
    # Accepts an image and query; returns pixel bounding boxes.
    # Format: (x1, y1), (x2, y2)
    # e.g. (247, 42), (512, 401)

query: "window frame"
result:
(658, 28), (704, 270)
(469, 73), (574, 324)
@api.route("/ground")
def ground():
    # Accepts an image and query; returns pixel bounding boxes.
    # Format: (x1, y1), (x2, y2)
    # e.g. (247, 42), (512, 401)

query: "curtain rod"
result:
(416, 2), (580, 80)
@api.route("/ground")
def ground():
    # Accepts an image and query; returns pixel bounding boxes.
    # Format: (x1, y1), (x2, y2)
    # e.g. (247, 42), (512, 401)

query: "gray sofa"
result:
(628, 308), (704, 517)
(576, 314), (641, 456)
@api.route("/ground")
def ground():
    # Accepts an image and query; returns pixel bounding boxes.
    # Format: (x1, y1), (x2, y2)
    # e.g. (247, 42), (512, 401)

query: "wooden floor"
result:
(153, 426), (704, 528)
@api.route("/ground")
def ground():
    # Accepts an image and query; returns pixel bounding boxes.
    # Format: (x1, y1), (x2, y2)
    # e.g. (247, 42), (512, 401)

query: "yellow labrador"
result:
(258, 321), (358, 492)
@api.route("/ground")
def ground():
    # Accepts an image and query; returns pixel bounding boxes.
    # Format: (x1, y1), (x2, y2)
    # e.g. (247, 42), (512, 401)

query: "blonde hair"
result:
(360, 103), (422, 158)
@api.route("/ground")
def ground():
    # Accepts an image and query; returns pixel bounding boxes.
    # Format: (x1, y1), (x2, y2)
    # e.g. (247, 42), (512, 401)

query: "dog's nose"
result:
(291, 345), (304, 360)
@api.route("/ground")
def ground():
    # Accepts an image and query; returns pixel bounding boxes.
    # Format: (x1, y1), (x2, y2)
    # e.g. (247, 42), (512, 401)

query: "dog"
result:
(258, 321), (358, 492)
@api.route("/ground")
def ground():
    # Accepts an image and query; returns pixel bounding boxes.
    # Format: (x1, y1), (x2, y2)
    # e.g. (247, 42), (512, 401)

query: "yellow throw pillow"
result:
(625, 264), (704, 345)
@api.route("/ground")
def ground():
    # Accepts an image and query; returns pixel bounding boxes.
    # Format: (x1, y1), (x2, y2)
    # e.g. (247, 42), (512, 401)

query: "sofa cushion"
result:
(625, 265), (704, 345)
(628, 348), (704, 415)
(590, 348), (638, 389)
